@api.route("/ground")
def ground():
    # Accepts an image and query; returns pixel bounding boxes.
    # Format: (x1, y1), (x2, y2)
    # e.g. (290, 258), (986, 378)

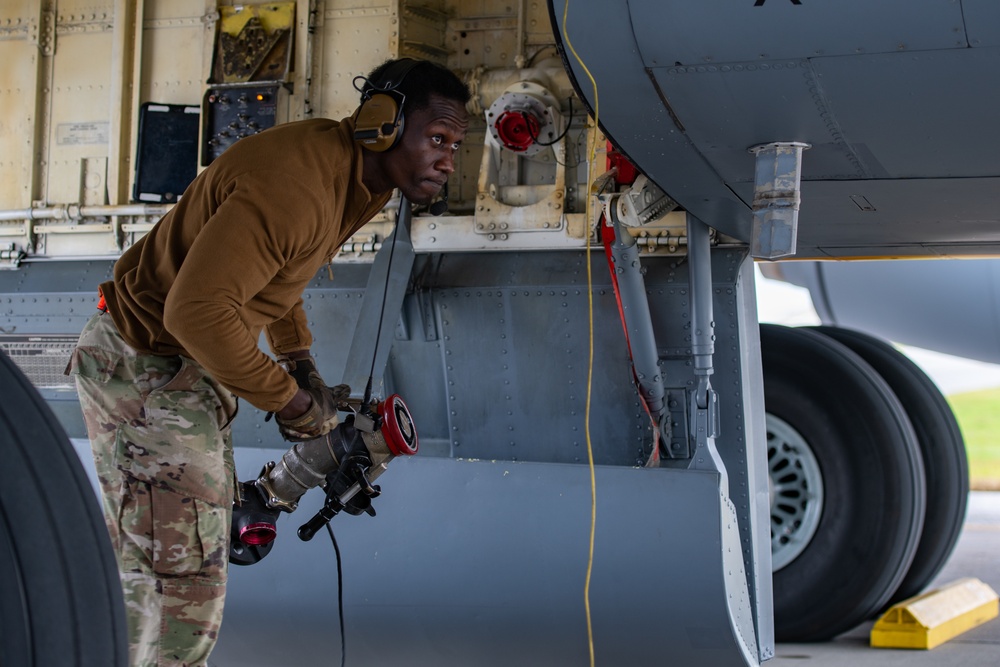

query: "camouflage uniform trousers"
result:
(68, 310), (238, 667)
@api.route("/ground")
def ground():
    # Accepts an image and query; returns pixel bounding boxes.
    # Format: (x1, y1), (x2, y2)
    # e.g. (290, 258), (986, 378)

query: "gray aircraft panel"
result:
(808, 47), (1000, 178)
(730, 177), (1000, 257)
(964, 0), (1000, 47)
(553, 1), (1000, 256)
(651, 60), (869, 183)
(628, 0), (966, 65)
(217, 449), (756, 667)
(652, 46), (1000, 184)
(435, 286), (648, 466)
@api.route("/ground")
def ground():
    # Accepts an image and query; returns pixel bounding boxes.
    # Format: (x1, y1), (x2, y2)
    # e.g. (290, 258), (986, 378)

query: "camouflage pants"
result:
(68, 311), (237, 667)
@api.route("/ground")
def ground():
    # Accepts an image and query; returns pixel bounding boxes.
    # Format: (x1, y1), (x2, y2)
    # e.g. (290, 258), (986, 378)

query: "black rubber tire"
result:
(761, 324), (926, 642)
(0, 350), (127, 666)
(810, 325), (968, 604)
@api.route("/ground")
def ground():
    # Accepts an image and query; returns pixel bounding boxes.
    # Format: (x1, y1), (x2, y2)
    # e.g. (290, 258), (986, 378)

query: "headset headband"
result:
(363, 58), (420, 100)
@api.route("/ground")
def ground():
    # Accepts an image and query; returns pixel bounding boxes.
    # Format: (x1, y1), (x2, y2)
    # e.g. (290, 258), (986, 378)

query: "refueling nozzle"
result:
(229, 394), (418, 565)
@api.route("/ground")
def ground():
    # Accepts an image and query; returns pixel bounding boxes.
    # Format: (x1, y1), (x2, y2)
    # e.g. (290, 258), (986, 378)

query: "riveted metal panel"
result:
(0, 259), (115, 436)
(629, 0), (967, 67)
(642, 249), (770, 597)
(0, 259), (112, 324)
(555, 1), (1000, 255)
(433, 258), (649, 466)
(808, 47), (1000, 179)
(445, 1), (519, 72)
(383, 290), (451, 456)
(654, 44), (1000, 192)
(138, 1), (209, 107)
(30, 237), (773, 665)
(652, 61), (877, 184)
(316, 5), (396, 120)
(47, 8), (115, 204)
(0, 4), (40, 210)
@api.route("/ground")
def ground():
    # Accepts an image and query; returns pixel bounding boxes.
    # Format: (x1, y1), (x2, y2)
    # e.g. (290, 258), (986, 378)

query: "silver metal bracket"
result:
(613, 175), (678, 227)
(353, 411), (376, 434)
(0, 243), (25, 269)
(748, 141), (810, 259)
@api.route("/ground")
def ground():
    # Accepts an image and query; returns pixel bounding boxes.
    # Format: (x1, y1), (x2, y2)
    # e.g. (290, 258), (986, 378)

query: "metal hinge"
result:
(0, 243), (26, 269)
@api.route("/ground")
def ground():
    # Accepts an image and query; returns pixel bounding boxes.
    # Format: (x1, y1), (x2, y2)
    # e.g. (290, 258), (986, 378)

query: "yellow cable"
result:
(561, 2), (599, 665)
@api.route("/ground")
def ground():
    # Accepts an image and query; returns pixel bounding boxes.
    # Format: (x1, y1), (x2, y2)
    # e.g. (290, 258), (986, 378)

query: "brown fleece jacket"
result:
(101, 117), (392, 412)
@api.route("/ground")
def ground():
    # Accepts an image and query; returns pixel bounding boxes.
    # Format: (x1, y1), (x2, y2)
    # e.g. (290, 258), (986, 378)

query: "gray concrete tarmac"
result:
(773, 491), (1000, 666)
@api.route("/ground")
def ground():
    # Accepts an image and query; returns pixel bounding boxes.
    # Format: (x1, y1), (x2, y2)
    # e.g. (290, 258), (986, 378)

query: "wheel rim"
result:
(768, 413), (825, 572)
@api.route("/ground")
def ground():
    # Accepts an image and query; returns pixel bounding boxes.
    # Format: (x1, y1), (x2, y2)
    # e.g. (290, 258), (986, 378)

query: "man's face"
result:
(382, 94), (469, 205)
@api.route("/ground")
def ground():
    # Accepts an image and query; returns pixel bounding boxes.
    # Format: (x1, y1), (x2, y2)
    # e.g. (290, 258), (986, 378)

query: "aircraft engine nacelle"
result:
(764, 259), (1000, 365)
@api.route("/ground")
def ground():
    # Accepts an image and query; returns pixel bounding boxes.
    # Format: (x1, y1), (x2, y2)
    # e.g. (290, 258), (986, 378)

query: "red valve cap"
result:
(494, 110), (540, 152)
(379, 394), (419, 456)
(240, 522), (277, 546)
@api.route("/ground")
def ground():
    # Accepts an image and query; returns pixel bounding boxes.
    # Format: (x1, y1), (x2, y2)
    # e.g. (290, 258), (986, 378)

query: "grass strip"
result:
(947, 388), (1000, 491)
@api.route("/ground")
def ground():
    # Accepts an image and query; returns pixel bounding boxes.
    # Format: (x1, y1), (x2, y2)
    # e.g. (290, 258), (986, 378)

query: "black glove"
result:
(278, 354), (325, 391)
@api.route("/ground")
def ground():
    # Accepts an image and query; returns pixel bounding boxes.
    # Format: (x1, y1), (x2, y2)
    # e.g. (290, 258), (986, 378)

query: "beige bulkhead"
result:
(0, 0), (692, 265)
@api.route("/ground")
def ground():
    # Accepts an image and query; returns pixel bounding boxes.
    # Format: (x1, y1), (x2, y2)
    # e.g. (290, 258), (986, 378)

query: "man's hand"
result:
(274, 353), (351, 441)
(275, 386), (344, 441)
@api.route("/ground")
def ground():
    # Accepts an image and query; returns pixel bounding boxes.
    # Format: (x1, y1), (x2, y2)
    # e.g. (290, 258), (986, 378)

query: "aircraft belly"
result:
(731, 178), (1000, 258)
(553, 1), (1000, 256)
(806, 48), (1000, 179)
(627, 0), (966, 64)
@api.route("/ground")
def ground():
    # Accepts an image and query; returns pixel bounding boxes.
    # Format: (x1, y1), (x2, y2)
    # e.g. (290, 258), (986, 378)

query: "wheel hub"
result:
(767, 413), (825, 571)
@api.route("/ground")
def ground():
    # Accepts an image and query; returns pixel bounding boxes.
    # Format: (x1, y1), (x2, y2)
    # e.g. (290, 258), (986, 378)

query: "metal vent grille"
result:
(0, 335), (79, 389)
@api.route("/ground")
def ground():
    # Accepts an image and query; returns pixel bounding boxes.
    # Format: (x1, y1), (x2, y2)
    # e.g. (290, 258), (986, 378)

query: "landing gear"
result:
(0, 351), (127, 666)
(762, 324), (970, 642)
(760, 324), (927, 641)
(768, 413), (824, 572)
(809, 326), (968, 604)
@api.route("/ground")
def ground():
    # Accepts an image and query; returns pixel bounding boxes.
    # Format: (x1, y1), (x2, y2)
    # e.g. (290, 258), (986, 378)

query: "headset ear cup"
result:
(355, 92), (404, 152)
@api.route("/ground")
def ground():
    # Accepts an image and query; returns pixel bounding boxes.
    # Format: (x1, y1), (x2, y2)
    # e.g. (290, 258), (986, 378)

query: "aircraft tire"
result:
(0, 350), (127, 666)
(810, 325), (968, 605)
(760, 324), (926, 642)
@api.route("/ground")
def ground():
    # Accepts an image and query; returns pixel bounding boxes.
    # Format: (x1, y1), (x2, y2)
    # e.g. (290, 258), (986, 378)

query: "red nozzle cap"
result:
(378, 394), (419, 456)
(240, 522), (277, 546)
(494, 110), (540, 152)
